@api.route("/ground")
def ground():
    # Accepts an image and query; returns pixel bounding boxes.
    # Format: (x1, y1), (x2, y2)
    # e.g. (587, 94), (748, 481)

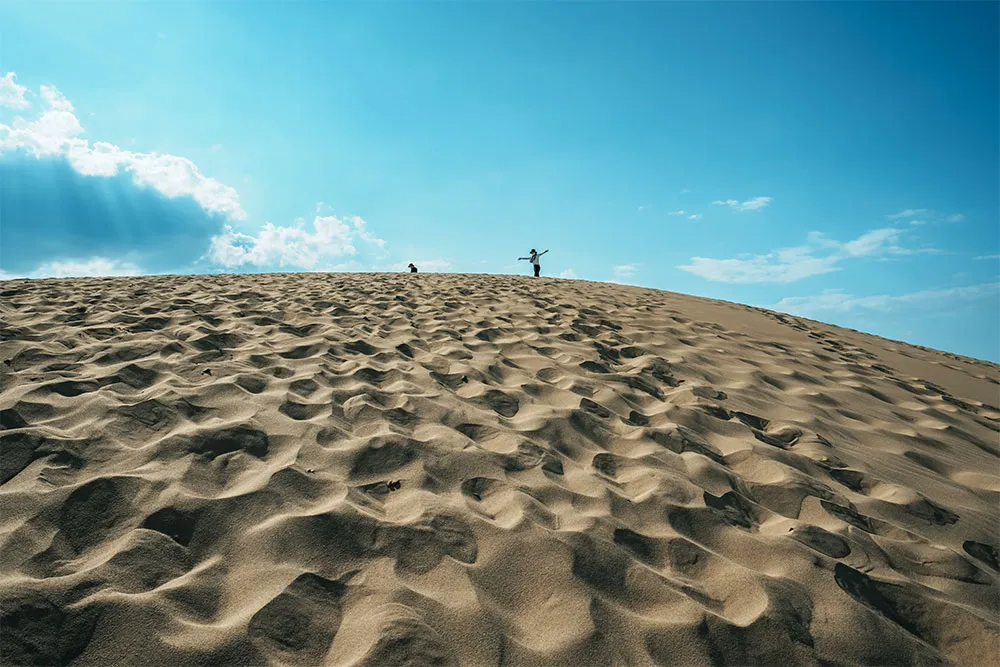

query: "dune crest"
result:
(1, 272), (998, 666)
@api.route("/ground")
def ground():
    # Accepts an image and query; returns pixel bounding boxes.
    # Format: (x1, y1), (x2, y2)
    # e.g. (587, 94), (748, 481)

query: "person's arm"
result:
(518, 257), (528, 260)
(540, 250), (549, 256)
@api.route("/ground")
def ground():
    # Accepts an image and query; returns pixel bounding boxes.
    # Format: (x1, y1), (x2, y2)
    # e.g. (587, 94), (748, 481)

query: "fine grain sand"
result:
(1, 272), (998, 666)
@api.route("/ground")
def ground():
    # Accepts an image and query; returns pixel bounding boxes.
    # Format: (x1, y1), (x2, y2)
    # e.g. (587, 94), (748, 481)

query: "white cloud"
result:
(688, 213), (702, 220)
(39, 85), (73, 112)
(210, 143), (222, 152)
(712, 196), (771, 212)
(946, 213), (965, 223)
(773, 283), (999, 316)
(28, 257), (142, 278)
(679, 227), (931, 284)
(2, 101), (84, 154)
(613, 264), (638, 279)
(909, 219), (926, 225)
(558, 268), (577, 279)
(0, 72), (29, 109)
(668, 210), (686, 216)
(637, 205), (645, 212)
(888, 208), (927, 220)
(975, 254), (1000, 261)
(0, 75), (246, 220)
(679, 188), (690, 194)
(208, 214), (386, 269)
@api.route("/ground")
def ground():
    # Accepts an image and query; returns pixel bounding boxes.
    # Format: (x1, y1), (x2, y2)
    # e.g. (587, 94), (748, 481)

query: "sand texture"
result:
(1, 272), (998, 666)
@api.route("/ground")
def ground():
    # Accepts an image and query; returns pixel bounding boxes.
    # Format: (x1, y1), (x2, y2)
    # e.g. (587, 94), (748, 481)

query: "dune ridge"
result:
(1, 272), (998, 666)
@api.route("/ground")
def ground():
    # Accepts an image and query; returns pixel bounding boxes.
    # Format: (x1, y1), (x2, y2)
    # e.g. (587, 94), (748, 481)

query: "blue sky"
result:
(2, 1), (997, 361)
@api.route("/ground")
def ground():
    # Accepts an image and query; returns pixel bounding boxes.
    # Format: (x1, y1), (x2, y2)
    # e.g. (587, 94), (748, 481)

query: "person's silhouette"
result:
(408, 263), (418, 273)
(518, 249), (548, 277)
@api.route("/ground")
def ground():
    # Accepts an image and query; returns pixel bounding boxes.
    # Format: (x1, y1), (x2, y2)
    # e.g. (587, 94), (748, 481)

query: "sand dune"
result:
(1, 272), (998, 666)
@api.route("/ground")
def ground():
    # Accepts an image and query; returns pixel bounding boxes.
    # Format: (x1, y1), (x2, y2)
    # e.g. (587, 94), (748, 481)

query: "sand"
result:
(0, 272), (998, 666)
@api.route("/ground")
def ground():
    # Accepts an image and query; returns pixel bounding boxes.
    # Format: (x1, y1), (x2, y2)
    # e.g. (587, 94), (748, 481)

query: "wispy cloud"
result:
(975, 254), (1000, 261)
(210, 143), (222, 152)
(888, 208), (927, 220)
(637, 205), (646, 213)
(712, 196), (772, 212)
(613, 264), (638, 279)
(773, 283), (999, 316)
(679, 249), (839, 284)
(351, 216), (386, 249)
(688, 213), (702, 220)
(0, 72), (30, 110)
(889, 209), (965, 225)
(559, 268), (577, 279)
(208, 213), (384, 269)
(668, 209), (686, 216)
(808, 228), (926, 257)
(678, 227), (933, 284)
(0, 73), (246, 219)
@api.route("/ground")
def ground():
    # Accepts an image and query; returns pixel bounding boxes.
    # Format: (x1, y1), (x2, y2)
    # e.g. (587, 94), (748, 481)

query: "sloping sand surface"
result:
(1, 272), (998, 666)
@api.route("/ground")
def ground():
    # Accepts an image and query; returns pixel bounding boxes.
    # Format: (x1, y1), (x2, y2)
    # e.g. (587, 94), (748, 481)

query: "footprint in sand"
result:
(59, 476), (150, 553)
(344, 340), (378, 355)
(962, 540), (999, 572)
(350, 436), (420, 477)
(0, 591), (101, 667)
(41, 380), (100, 397)
(429, 371), (469, 390)
(160, 425), (269, 462)
(288, 377), (319, 397)
(249, 571), (354, 661)
(110, 363), (160, 389)
(279, 399), (325, 421)
(613, 528), (667, 567)
(479, 389), (519, 417)
(788, 524), (851, 558)
(703, 490), (759, 530)
(142, 506), (200, 546)
(103, 530), (193, 593)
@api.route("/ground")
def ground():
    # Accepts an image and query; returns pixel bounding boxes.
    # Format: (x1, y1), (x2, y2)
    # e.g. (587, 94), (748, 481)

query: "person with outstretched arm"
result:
(519, 249), (548, 277)
(408, 263), (418, 273)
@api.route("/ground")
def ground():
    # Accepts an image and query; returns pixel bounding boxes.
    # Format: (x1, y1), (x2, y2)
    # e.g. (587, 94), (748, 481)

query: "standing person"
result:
(518, 249), (548, 277)
(408, 263), (418, 273)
